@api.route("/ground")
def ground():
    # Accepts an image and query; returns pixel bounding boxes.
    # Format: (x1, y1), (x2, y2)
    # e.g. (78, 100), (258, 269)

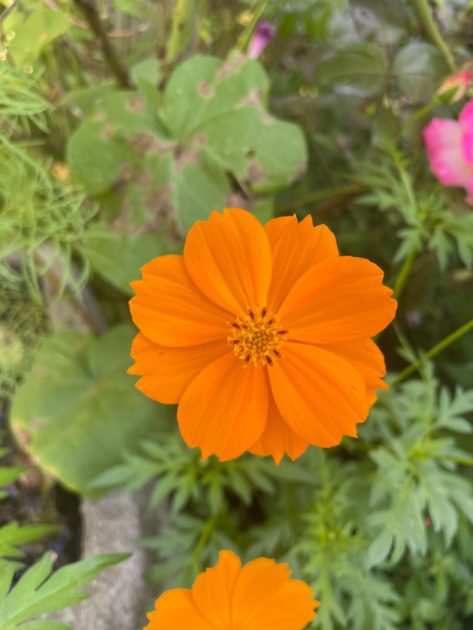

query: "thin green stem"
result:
(192, 515), (217, 574)
(433, 455), (473, 466)
(413, 0), (455, 71)
(402, 97), (441, 134)
(0, 1), (16, 25)
(165, 0), (197, 64)
(72, 0), (132, 88)
(393, 247), (417, 299)
(236, 0), (270, 52)
(393, 317), (473, 384)
(279, 182), (366, 213)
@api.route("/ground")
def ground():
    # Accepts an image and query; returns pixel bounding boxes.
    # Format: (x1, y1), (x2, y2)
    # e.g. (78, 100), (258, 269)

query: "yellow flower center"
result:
(228, 308), (288, 366)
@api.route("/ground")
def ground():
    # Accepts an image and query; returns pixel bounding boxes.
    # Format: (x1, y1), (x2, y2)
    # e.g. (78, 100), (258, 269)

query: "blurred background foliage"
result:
(1, 0), (473, 628)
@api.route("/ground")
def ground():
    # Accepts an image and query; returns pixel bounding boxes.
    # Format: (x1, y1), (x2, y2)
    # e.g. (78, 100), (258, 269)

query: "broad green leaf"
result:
(251, 198), (274, 223)
(131, 58), (162, 86)
(0, 552), (127, 629)
(161, 54), (267, 139)
(67, 120), (135, 195)
(83, 223), (172, 294)
(9, 9), (70, 66)
(10, 325), (169, 495)
(68, 53), (307, 230)
(170, 151), (230, 230)
(317, 45), (386, 97)
(351, 0), (407, 45)
(393, 43), (447, 103)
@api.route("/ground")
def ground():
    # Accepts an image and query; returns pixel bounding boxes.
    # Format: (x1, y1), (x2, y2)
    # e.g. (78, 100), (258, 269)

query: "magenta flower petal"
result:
(423, 120), (469, 185)
(459, 100), (473, 164)
(423, 102), (473, 203)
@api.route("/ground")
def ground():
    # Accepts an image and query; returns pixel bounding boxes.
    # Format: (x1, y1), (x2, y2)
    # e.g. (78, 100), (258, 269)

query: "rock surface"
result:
(53, 490), (147, 629)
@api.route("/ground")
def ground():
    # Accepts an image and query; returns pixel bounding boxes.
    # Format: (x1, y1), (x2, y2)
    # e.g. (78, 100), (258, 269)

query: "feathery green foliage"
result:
(93, 432), (280, 514)
(358, 147), (473, 269)
(0, 442), (128, 629)
(0, 552), (128, 630)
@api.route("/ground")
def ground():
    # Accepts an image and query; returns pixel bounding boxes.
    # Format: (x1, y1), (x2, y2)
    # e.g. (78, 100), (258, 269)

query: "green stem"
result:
(236, 0), (270, 52)
(393, 317), (473, 384)
(402, 97), (441, 134)
(192, 515), (217, 574)
(413, 0), (455, 71)
(165, 0), (197, 64)
(72, 0), (132, 88)
(433, 455), (473, 466)
(0, 1), (17, 25)
(279, 182), (366, 213)
(393, 246), (417, 299)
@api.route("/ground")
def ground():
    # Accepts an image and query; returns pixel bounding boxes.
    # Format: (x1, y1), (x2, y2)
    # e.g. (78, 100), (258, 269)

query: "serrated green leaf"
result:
(18, 622), (70, 630)
(0, 522), (58, 559)
(0, 553), (127, 629)
(366, 529), (393, 568)
(0, 467), (24, 492)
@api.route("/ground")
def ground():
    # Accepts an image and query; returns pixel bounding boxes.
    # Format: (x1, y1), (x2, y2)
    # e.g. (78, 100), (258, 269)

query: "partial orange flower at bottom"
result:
(144, 550), (319, 630)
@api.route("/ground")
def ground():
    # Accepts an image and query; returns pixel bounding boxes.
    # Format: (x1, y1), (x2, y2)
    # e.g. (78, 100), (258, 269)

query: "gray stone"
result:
(52, 490), (146, 629)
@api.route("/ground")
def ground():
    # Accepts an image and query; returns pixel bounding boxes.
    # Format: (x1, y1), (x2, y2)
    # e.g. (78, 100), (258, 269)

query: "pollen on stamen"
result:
(227, 308), (287, 366)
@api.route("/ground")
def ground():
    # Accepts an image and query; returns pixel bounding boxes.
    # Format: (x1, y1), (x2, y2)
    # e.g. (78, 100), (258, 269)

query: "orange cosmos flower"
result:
(144, 549), (319, 630)
(129, 208), (397, 463)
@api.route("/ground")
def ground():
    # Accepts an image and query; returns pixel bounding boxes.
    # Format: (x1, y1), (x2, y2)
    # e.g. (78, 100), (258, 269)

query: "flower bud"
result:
(248, 21), (276, 59)
(437, 69), (473, 104)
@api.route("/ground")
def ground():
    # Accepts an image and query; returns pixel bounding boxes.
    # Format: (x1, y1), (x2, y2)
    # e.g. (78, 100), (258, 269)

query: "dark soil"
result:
(0, 405), (82, 579)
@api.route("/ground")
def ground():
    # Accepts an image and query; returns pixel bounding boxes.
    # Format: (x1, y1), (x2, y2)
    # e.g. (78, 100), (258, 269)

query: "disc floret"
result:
(228, 307), (288, 366)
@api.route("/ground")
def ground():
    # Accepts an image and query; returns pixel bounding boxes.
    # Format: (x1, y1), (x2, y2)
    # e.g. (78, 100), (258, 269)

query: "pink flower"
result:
(437, 70), (473, 104)
(248, 21), (276, 59)
(423, 100), (473, 203)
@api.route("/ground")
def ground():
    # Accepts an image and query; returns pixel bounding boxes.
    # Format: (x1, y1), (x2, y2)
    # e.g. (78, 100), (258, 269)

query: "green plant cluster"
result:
(1, 0), (473, 628)
(0, 446), (127, 629)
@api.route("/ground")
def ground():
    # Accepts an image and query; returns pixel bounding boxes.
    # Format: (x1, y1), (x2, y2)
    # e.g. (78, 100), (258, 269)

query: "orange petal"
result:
(144, 589), (215, 630)
(321, 338), (388, 393)
(265, 215), (338, 311)
(269, 342), (368, 447)
(192, 550), (241, 626)
(250, 395), (308, 464)
(231, 557), (318, 630)
(129, 333), (230, 404)
(279, 256), (397, 343)
(178, 354), (268, 460)
(129, 255), (231, 347)
(183, 208), (272, 315)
